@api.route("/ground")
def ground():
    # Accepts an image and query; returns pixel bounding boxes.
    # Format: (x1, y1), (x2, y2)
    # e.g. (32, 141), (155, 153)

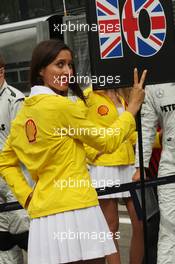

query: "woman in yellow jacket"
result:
(0, 39), (146, 264)
(79, 86), (144, 264)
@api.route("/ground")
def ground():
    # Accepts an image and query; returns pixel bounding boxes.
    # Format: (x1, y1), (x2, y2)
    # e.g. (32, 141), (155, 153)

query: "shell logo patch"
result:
(97, 105), (109, 116)
(25, 119), (37, 143)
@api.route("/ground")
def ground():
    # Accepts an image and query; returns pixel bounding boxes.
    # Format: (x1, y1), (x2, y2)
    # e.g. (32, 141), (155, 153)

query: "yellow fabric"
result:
(153, 131), (161, 149)
(78, 87), (136, 166)
(0, 136), (33, 208)
(0, 94), (136, 218)
(128, 131), (137, 146)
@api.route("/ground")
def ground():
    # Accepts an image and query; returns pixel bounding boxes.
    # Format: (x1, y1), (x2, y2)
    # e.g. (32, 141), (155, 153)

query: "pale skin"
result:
(27, 58), (147, 264)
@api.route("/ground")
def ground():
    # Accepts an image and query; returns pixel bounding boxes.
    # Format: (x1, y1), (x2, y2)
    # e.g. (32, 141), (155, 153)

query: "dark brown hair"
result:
(30, 39), (85, 102)
(0, 54), (5, 68)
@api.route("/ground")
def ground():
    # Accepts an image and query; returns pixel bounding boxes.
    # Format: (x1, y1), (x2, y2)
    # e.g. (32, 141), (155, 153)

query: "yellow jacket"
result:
(77, 87), (137, 166)
(0, 93), (136, 218)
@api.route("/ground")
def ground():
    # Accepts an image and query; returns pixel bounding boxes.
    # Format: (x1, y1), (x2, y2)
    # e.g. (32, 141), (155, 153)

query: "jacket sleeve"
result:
(135, 86), (159, 168)
(84, 144), (99, 162)
(128, 131), (137, 145)
(61, 101), (136, 154)
(0, 136), (33, 208)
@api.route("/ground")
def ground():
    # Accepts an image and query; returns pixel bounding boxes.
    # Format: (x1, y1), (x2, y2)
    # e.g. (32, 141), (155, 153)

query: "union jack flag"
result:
(95, 0), (123, 59)
(122, 0), (167, 57)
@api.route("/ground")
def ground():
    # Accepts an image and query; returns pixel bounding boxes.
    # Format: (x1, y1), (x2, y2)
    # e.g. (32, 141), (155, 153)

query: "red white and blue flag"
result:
(95, 0), (123, 59)
(122, 0), (167, 57)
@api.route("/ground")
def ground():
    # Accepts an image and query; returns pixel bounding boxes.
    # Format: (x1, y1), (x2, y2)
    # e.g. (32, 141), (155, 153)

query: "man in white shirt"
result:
(134, 83), (175, 264)
(0, 54), (29, 264)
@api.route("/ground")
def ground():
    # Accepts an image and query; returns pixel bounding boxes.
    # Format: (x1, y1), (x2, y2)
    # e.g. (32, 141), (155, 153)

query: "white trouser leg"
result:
(157, 184), (175, 264)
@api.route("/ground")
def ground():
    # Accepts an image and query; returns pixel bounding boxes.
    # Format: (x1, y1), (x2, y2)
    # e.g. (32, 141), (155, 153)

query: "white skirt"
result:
(28, 206), (116, 264)
(89, 165), (136, 199)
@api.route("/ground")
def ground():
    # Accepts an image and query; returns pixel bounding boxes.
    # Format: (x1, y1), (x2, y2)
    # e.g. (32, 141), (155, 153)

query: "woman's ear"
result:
(39, 69), (44, 77)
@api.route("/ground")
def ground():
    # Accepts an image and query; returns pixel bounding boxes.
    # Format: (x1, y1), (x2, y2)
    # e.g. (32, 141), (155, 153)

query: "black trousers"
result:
(0, 231), (29, 251)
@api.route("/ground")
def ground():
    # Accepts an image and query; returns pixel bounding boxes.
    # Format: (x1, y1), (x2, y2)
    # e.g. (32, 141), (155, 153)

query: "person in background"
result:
(0, 54), (29, 263)
(0, 178), (29, 264)
(133, 83), (175, 264)
(0, 39), (146, 264)
(78, 86), (144, 264)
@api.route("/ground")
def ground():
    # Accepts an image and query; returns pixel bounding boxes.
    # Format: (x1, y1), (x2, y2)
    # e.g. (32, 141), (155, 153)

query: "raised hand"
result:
(127, 68), (147, 116)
